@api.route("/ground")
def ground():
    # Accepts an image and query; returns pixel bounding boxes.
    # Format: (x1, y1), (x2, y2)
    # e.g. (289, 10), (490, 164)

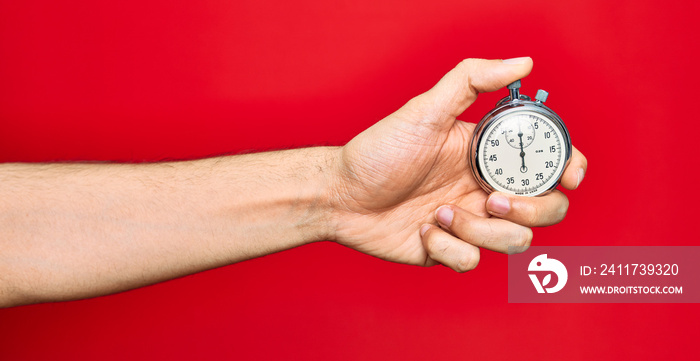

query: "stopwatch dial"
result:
(503, 115), (536, 149)
(478, 111), (566, 196)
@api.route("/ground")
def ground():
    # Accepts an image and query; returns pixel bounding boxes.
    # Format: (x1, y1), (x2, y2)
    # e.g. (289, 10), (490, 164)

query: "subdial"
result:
(504, 116), (535, 149)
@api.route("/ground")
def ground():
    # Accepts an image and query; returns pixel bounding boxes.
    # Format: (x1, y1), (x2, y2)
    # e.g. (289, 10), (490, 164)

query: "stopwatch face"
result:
(477, 110), (567, 196)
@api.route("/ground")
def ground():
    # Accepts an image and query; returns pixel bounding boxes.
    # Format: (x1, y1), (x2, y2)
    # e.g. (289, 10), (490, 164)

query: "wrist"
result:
(296, 146), (343, 244)
(317, 145), (362, 245)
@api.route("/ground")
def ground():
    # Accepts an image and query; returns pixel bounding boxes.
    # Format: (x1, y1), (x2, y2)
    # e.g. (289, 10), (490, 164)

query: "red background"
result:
(1, 0), (698, 359)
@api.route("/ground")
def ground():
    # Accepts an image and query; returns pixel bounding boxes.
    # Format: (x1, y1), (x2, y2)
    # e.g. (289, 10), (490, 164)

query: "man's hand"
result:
(0, 57), (587, 308)
(328, 58), (588, 272)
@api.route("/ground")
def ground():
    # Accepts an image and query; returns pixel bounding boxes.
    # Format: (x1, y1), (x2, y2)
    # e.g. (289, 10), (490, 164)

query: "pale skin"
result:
(0, 58), (587, 308)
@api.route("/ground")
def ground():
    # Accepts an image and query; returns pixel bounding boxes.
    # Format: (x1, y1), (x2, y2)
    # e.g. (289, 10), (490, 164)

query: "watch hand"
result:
(518, 131), (527, 173)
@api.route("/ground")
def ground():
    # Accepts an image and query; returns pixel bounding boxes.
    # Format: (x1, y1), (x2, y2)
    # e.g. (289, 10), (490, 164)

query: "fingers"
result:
(420, 224), (481, 272)
(560, 145), (588, 190)
(485, 190), (569, 227)
(419, 204), (534, 271)
(433, 205), (533, 254)
(411, 57), (534, 131)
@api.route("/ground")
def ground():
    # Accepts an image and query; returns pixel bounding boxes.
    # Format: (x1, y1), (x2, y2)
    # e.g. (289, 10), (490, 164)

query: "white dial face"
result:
(477, 111), (566, 196)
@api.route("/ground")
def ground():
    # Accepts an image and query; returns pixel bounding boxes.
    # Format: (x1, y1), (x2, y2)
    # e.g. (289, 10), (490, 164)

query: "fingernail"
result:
(420, 224), (431, 237)
(436, 206), (454, 227)
(502, 57), (530, 64)
(487, 194), (511, 215)
(576, 168), (585, 188)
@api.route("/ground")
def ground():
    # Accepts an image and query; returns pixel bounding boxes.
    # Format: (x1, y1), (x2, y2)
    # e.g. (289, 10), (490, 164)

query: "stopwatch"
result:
(468, 80), (572, 196)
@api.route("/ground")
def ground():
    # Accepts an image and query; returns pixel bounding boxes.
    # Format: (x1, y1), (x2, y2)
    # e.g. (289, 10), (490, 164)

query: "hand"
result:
(328, 58), (588, 272)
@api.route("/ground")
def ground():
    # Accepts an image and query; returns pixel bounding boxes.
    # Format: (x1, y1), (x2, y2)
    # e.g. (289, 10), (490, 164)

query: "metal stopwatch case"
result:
(468, 80), (572, 196)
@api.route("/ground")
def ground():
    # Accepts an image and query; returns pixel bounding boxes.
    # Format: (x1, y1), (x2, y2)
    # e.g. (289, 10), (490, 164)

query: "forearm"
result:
(0, 147), (337, 307)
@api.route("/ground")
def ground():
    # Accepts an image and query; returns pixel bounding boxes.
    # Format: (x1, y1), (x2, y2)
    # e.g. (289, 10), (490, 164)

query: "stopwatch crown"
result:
(535, 89), (549, 103)
(507, 80), (522, 102)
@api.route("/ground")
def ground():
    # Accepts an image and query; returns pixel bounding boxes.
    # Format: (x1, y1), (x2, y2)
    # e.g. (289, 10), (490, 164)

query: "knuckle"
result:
(513, 228), (533, 250)
(424, 230), (447, 255)
(455, 248), (480, 273)
(403, 96), (446, 133)
(456, 59), (482, 86)
(405, 96), (433, 118)
(457, 58), (477, 70)
(556, 196), (570, 222)
(422, 228), (438, 247)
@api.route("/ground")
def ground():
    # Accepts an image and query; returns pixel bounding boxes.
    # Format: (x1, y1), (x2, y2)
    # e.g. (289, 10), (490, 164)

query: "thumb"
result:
(412, 57), (533, 130)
